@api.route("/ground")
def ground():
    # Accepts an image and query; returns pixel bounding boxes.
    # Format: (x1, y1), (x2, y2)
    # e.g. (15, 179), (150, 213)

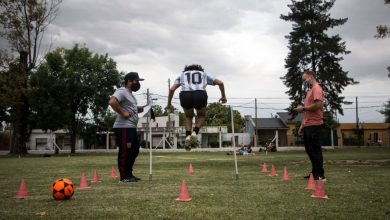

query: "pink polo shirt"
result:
(303, 84), (324, 127)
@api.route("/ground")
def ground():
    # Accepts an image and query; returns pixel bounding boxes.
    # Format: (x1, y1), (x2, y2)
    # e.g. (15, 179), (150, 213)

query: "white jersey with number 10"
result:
(174, 70), (215, 92)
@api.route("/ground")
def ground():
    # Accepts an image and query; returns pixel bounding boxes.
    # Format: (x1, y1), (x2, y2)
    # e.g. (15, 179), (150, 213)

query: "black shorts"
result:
(179, 90), (208, 109)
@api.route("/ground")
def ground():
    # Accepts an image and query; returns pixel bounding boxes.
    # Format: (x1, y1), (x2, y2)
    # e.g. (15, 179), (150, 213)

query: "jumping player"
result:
(166, 64), (227, 141)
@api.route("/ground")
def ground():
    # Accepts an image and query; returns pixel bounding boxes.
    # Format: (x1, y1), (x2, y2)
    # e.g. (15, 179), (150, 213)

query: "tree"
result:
(375, 0), (390, 39)
(375, 0), (390, 78)
(30, 45), (121, 153)
(29, 50), (69, 132)
(152, 105), (186, 125)
(280, 0), (357, 116)
(379, 100), (390, 123)
(0, 52), (17, 125)
(0, 0), (62, 154)
(152, 105), (169, 117)
(77, 110), (117, 150)
(205, 103), (245, 133)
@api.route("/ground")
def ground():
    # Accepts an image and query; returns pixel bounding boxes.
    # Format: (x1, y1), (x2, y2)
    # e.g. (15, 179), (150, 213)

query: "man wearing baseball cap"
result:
(109, 72), (147, 183)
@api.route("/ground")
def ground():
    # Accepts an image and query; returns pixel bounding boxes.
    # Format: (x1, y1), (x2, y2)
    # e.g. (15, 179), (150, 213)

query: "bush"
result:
(222, 141), (231, 147)
(0, 132), (10, 150)
(185, 137), (199, 151)
(140, 140), (150, 148)
(209, 142), (219, 148)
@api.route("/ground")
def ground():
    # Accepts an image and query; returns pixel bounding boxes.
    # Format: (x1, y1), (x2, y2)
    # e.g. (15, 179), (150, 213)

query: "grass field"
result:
(1, 148), (390, 220)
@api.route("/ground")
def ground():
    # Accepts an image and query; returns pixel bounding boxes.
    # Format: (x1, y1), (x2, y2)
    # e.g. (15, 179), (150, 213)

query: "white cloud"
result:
(3, 0), (387, 122)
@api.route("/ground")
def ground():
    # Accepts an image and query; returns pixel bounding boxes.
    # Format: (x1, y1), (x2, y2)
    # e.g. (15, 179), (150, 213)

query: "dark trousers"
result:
(303, 125), (325, 178)
(114, 128), (140, 180)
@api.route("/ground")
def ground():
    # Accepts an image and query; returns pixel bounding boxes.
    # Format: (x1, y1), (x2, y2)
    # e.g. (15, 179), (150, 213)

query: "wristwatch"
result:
(302, 107), (306, 112)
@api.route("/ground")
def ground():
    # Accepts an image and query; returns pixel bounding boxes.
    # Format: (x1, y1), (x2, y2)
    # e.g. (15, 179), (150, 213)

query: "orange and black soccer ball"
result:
(50, 178), (74, 200)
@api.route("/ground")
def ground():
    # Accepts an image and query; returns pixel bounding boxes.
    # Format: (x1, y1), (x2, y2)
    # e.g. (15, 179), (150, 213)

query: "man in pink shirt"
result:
(294, 70), (325, 181)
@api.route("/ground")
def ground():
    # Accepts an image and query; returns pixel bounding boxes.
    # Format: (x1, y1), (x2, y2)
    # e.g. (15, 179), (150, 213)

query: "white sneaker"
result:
(191, 131), (197, 137)
(185, 135), (191, 141)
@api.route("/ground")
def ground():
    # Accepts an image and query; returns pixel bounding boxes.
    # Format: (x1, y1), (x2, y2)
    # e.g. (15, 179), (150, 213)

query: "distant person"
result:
(294, 70), (326, 181)
(109, 72), (147, 183)
(266, 140), (276, 152)
(166, 64), (227, 140)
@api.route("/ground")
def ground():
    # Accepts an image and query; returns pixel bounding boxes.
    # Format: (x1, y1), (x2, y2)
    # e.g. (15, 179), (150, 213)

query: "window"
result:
(36, 138), (48, 150)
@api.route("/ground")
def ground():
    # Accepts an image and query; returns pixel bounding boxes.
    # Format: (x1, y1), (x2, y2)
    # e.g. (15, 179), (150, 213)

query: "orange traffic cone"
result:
(176, 180), (192, 202)
(305, 173), (315, 190)
(311, 179), (329, 199)
(15, 179), (29, 199)
(78, 173), (91, 190)
(269, 164), (277, 176)
(261, 162), (268, 173)
(109, 166), (118, 179)
(188, 163), (194, 174)
(91, 170), (101, 183)
(282, 166), (289, 180)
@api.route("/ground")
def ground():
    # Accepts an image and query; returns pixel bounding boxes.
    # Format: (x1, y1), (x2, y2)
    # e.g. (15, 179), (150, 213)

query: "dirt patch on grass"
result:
(325, 159), (390, 165)
(289, 159), (390, 166)
(289, 161), (308, 166)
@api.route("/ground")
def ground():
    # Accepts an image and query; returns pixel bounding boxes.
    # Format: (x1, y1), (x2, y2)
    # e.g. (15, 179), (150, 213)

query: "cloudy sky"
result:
(8, 0), (390, 122)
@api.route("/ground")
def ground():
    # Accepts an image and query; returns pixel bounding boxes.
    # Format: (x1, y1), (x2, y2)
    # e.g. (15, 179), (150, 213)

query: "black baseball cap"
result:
(124, 72), (144, 82)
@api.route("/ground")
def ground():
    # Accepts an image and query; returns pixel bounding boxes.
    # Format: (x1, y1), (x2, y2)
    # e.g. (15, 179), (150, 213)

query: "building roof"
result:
(254, 118), (288, 129)
(277, 112), (303, 124)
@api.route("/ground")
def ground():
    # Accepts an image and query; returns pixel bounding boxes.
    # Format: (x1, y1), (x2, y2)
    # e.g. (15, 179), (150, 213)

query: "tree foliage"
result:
(0, 0), (62, 154)
(205, 103), (245, 133)
(152, 105), (186, 125)
(0, 58), (21, 125)
(280, 0), (357, 116)
(375, 0), (390, 78)
(152, 105), (169, 117)
(30, 44), (121, 153)
(375, 0), (390, 39)
(379, 100), (390, 123)
(0, 0), (62, 68)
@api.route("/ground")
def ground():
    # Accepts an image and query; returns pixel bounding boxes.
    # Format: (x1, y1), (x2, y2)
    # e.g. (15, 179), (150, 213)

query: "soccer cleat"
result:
(191, 131), (197, 137)
(314, 176), (327, 182)
(120, 177), (137, 183)
(185, 135), (191, 141)
(131, 175), (141, 181)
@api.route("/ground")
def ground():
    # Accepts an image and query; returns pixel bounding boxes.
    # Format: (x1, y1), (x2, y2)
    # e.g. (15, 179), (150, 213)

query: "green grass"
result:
(1, 148), (390, 219)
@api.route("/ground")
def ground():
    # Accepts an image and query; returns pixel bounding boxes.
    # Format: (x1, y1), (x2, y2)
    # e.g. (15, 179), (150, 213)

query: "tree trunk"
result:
(70, 132), (76, 154)
(10, 51), (29, 155)
(70, 117), (77, 154)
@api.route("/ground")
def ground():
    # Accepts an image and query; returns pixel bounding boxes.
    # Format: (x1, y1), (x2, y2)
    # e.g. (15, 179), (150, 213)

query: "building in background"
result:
(337, 123), (390, 147)
(245, 114), (289, 147)
(137, 113), (249, 149)
(27, 129), (84, 151)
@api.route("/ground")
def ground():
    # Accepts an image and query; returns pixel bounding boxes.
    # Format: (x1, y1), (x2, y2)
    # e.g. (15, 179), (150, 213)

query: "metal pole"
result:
(106, 131), (109, 150)
(219, 127), (222, 148)
(148, 89), (153, 182)
(255, 98), (258, 147)
(167, 79), (171, 141)
(231, 106), (239, 180)
(356, 96), (359, 128)
(331, 129), (334, 147)
(275, 129), (279, 151)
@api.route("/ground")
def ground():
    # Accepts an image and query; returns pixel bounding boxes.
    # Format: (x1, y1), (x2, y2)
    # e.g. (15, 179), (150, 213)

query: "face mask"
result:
(303, 79), (312, 91)
(131, 82), (140, 92)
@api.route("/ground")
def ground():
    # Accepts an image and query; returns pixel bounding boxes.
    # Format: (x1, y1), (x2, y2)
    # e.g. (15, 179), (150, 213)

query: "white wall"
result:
(223, 133), (251, 146)
(138, 113), (179, 127)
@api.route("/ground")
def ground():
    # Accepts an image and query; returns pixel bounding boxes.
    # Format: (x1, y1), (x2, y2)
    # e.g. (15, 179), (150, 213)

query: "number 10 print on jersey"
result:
(176, 70), (215, 92)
